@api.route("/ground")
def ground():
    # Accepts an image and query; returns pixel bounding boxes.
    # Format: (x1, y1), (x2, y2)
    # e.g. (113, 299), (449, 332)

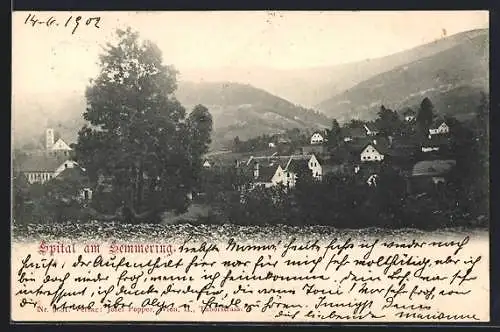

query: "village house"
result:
(284, 154), (323, 187)
(246, 154), (322, 189)
(360, 141), (385, 162)
(310, 131), (325, 145)
(16, 154), (80, 184)
(429, 119), (450, 136)
(251, 162), (287, 188)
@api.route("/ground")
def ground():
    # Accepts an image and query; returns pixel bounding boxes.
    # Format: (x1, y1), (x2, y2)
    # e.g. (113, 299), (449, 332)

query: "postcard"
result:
(11, 10), (490, 323)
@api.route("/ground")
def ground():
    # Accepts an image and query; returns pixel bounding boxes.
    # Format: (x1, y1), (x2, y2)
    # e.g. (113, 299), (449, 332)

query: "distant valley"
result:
(174, 81), (331, 148)
(12, 82), (331, 150)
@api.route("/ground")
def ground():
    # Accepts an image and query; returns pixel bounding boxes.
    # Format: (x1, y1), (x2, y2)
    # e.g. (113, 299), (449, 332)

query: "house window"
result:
(65, 163), (68, 168)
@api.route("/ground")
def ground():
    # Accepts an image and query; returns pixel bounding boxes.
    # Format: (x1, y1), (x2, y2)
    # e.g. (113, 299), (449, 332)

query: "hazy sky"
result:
(12, 11), (488, 96)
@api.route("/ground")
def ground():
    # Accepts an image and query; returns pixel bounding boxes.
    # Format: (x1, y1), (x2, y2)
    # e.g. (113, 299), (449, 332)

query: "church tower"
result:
(46, 128), (54, 150)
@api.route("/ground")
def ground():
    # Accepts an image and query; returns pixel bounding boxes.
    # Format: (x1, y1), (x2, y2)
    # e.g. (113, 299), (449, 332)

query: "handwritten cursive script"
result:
(11, 235), (489, 322)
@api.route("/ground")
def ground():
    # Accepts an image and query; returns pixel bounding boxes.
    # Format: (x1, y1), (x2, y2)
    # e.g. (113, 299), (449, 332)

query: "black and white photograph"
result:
(11, 11), (491, 323)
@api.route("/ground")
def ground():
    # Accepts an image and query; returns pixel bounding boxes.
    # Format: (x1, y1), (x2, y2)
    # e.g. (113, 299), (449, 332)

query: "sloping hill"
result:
(316, 30), (489, 122)
(13, 82), (331, 151)
(182, 29), (488, 107)
(174, 81), (331, 147)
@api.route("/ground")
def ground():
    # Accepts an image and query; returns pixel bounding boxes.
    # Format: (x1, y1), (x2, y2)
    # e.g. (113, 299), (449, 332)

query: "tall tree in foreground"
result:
(75, 27), (211, 222)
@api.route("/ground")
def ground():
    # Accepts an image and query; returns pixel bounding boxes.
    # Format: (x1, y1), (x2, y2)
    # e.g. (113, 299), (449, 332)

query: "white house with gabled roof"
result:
(429, 120), (450, 136)
(360, 144), (385, 162)
(310, 132), (325, 145)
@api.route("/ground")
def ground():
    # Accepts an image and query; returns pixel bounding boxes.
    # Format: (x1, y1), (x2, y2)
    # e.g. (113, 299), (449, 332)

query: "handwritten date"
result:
(24, 13), (101, 35)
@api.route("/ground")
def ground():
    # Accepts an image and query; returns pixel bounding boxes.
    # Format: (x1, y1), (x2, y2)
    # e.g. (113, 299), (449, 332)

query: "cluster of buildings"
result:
(203, 114), (455, 195)
(13, 128), (92, 201)
(14, 111), (455, 206)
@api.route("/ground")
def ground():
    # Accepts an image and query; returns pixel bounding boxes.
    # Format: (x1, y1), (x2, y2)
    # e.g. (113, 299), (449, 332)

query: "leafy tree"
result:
(375, 105), (403, 136)
(326, 119), (342, 148)
(416, 97), (435, 135)
(345, 119), (366, 129)
(186, 104), (213, 189)
(74, 27), (211, 221)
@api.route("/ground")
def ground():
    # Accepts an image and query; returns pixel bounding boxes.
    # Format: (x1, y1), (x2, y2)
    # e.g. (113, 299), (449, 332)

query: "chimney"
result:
(253, 162), (260, 179)
(46, 128), (54, 150)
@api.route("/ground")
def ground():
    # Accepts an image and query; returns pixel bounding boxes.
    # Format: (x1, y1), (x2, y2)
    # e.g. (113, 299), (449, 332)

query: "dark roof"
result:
(247, 155), (290, 168)
(254, 165), (278, 183)
(341, 127), (366, 138)
(364, 123), (379, 132)
(330, 144), (356, 161)
(346, 137), (372, 150)
(403, 109), (416, 115)
(16, 155), (70, 172)
(385, 146), (415, 158)
(55, 167), (90, 185)
(349, 137), (390, 155)
(268, 156), (290, 168)
(204, 151), (255, 167)
(430, 118), (448, 128)
(412, 160), (456, 177)
(287, 159), (309, 173)
(284, 154), (317, 168)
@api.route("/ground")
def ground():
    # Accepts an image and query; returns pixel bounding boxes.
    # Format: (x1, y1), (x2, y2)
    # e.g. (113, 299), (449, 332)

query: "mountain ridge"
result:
(315, 30), (489, 122)
(180, 28), (488, 107)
